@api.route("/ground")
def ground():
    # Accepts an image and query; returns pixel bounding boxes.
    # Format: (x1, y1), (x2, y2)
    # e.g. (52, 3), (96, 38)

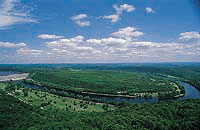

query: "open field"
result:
(1, 83), (115, 112)
(16, 88), (115, 112)
(0, 83), (7, 91)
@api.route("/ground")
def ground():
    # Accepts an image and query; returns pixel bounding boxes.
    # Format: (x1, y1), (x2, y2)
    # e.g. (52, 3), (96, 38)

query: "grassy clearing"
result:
(0, 83), (7, 91)
(14, 88), (115, 112)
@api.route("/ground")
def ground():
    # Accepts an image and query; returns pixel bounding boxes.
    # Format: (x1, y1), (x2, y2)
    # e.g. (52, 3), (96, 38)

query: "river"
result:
(1, 71), (199, 104)
(178, 81), (200, 100)
(0, 71), (18, 76)
(21, 81), (200, 104)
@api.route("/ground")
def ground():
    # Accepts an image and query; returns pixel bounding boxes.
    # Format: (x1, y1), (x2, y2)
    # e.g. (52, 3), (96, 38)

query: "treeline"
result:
(29, 70), (176, 96)
(1, 91), (200, 130)
(61, 64), (200, 91)
(1, 63), (200, 90)
(58, 64), (200, 90)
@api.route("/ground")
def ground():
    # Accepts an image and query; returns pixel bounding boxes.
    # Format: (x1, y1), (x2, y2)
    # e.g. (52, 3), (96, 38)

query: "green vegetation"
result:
(0, 91), (199, 130)
(1, 63), (200, 91)
(15, 87), (115, 112)
(29, 70), (181, 98)
(1, 63), (200, 129)
(68, 64), (200, 90)
(1, 82), (114, 112)
(0, 83), (7, 91)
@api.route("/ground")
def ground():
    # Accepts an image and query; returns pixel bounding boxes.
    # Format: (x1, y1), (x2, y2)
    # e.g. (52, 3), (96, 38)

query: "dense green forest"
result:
(28, 70), (179, 96)
(0, 91), (200, 130)
(0, 63), (200, 91)
(0, 63), (200, 129)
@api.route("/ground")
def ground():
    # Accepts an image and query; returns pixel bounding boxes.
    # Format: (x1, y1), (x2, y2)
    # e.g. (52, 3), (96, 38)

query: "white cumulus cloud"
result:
(87, 37), (127, 47)
(145, 7), (155, 13)
(102, 4), (135, 23)
(38, 34), (64, 39)
(111, 27), (144, 40)
(45, 35), (102, 57)
(0, 42), (26, 48)
(71, 14), (91, 27)
(179, 32), (200, 41)
(46, 35), (84, 47)
(17, 48), (43, 56)
(8, 28), (200, 63)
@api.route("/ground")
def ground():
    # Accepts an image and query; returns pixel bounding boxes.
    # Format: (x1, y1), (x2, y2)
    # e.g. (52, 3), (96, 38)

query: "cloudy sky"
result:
(0, 0), (200, 63)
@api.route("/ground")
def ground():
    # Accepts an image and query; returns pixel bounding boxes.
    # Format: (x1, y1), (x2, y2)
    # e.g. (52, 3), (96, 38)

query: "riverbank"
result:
(82, 91), (137, 98)
(2, 77), (199, 105)
(22, 79), (185, 101)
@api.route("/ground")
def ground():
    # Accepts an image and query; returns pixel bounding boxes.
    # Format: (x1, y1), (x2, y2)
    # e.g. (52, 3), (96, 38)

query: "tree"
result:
(73, 101), (77, 106)
(23, 89), (28, 97)
(102, 104), (108, 110)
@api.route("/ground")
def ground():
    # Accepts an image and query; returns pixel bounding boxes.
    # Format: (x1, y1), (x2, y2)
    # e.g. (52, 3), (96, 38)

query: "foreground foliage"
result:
(0, 63), (200, 130)
(0, 91), (200, 130)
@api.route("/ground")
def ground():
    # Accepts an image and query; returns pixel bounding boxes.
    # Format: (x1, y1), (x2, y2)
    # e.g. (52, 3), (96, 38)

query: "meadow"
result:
(2, 83), (114, 112)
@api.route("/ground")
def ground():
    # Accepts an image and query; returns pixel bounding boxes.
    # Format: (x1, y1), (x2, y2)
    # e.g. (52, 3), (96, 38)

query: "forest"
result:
(0, 90), (200, 130)
(28, 70), (181, 97)
(0, 63), (200, 129)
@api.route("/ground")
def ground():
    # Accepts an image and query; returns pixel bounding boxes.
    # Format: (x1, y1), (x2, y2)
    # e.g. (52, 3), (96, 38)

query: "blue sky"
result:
(0, 0), (200, 63)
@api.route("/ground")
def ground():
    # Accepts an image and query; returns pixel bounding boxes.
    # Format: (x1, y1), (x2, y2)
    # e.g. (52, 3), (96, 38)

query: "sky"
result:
(0, 0), (200, 64)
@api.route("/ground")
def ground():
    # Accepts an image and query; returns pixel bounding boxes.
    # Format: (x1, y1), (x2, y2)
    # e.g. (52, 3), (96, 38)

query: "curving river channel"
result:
(1, 71), (200, 104)
(21, 81), (200, 104)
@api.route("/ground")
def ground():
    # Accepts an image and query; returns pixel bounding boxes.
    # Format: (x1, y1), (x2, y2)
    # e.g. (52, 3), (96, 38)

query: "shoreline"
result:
(82, 91), (137, 98)
(24, 79), (184, 99)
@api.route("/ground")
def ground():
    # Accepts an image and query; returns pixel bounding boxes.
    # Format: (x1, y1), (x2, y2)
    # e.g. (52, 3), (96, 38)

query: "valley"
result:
(0, 63), (200, 129)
